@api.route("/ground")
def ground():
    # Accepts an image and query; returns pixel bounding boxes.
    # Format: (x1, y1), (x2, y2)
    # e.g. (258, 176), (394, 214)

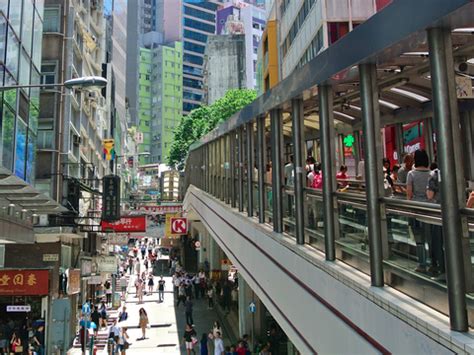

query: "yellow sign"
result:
(102, 139), (115, 161)
(165, 213), (181, 238)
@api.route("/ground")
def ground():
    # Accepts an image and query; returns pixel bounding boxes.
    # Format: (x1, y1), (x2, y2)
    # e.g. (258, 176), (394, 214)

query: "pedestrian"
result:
(141, 245), (146, 259)
(118, 306), (128, 322)
(138, 308), (149, 340)
(135, 258), (141, 275)
(183, 323), (197, 355)
(214, 331), (224, 355)
(200, 333), (209, 355)
(0, 321), (7, 355)
(109, 319), (121, 354)
(207, 286), (214, 309)
(120, 273), (128, 299)
(177, 283), (186, 307)
(90, 305), (101, 336)
(158, 276), (166, 302)
(99, 301), (108, 329)
(185, 296), (194, 326)
(144, 258), (149, 271)
(78, 326), (87, 354)
(137, 279), (144, 304)
(212, 321), (222, 340)
(236, 341), (247, 355)
(193, 274), (200, 299)
(32, 325), (45, 355)
(147, 274), (154, 294)
(117, 327), (129, 355)
(104, 280), (112, 306)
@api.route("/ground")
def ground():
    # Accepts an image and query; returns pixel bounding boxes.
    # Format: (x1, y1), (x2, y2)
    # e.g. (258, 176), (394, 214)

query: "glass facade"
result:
(0, 0), (43, 183)
(182, 1), (217, 114)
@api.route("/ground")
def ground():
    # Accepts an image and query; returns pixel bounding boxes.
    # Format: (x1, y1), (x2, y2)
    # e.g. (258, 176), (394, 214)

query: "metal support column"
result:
(246, 122), (254, 217)
(428, 27), (468, 331)
(221, 137), (226, 201)
(395, 123), (405, 164)
(257, 116), (266, 223)
(238, 127), (245, 212)
(225, 135), (230, 204)
(270, 109), (283, 233)
(318, 86), (339, 260)
(218, 138), (223, 200)
(291, 99), (306, 245)
(359, 63), (385, 287)
(230, 131), (237, 208)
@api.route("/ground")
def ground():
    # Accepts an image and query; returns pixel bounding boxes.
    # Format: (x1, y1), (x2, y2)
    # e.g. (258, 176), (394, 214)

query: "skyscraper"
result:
(182, 0), (219, 114)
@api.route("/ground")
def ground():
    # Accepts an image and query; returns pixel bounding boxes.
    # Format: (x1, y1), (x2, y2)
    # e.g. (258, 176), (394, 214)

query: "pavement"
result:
(68, 259), (237, 354)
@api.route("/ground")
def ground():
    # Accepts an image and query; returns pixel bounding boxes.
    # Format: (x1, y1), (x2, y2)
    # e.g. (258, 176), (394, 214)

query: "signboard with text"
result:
(102, 175), (121, 221)
(97, 256), (117, 273)
(67, 269), (81, 294)
(165, 213), (181, 238)
(137, 205), (183, 215)
(101, 216), (147, 233)
(0, 270), (49, 296)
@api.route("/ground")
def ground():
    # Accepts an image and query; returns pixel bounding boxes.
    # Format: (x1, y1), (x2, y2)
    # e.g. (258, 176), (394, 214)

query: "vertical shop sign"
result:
(102, 175), (121, 221)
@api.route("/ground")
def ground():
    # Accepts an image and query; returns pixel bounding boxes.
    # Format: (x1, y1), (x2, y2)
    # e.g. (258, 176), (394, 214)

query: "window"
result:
(184, 41), (205, 54)
(328, 22), (349, 45)
(183, 53), (203, 66)
(37, 120), (54, 149)
(184, 6), (215, 22)
(41, 63), (57, 85)
(184, 18), (215, 33)
(0, 245), (4, 267)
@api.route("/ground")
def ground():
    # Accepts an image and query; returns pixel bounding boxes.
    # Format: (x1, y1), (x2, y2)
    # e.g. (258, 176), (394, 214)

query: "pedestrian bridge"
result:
(183, 0), (474, 353)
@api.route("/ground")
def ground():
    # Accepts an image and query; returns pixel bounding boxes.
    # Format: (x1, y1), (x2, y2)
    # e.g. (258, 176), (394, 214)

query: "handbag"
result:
(15, 345), (23, 353)
(124, 341), (130, 350)
(191, 336), (198, 346)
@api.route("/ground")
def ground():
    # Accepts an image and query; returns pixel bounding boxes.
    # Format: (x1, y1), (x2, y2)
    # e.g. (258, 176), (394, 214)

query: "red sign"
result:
(0, 270), (49, 296)
(170, 217), (187, 234)
(136, 205), (182, 215)
(101, 216), (147, 232)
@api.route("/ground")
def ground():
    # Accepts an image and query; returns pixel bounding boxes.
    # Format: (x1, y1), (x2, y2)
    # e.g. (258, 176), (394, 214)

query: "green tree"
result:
(168, 89), (256, 169)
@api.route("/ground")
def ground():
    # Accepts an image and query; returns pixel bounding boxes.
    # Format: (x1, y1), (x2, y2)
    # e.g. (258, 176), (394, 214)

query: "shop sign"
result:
(102, 175), (121, 221)
(43, 254), (59, 262)
(0, 270), (49, 296)
(87, 275), (102, 285)
(67, 269), (81, 294)
(108, 234), (128, 245)
(165, 214), (181, 238)
(221, 259), (231, 271)
(7, 305), (31, 312)
(170, 217), (187, 235)
(137, 205), (183, 215)
(101, 216), (146, 233)
(97, 256), (117, 273)
(81, 259), (92, 277)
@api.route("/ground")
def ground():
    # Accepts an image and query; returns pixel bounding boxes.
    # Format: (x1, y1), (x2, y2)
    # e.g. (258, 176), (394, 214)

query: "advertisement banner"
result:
(101, 216), (146, 233)
(136, 205), (183, 215)
(0, 270), (49, 296)
(67, 269), (81, 294)
(97, 256), (117, 273)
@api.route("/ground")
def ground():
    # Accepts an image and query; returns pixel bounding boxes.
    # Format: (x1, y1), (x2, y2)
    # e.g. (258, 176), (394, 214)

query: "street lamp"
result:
(0, 75), (108, 91)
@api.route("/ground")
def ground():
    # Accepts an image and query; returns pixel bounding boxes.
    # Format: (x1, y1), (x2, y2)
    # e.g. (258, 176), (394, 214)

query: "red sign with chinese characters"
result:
(101, 216), (147, 232)
(0, 270), (49, 296)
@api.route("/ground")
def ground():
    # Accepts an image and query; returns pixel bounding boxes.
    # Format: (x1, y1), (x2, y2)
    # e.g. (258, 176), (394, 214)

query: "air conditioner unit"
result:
(73, 135), (82, 145)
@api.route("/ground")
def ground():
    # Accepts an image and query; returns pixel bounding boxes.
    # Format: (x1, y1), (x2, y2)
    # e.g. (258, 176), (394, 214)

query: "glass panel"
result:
(0, 15), (6, 63)
(1, 105), (15, 171)
(25, 129), (35, 184)
(337, 199), (370, 272)
(32, 9), (43, 69)
(21, 0), (34, 55)
(0, 0), (7, 16)
(9, 0), (22, 36)
(264, 183), (272, 223)
(29, 102), (38, 134)
(35, 0), (44, 19)
(15, 117), (27, 179)
(19, 49), (30, 85)
(282, 188), (295, 236)
(304, 189), (325, 250)
(5, 25), (19, 79)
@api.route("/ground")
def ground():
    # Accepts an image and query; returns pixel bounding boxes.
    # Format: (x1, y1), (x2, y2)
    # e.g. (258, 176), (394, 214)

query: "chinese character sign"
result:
(102, 139), (115, 161)
(102, 175), (121, 221)
(101, 216), (146, 232)
(0, 270), (49, 296)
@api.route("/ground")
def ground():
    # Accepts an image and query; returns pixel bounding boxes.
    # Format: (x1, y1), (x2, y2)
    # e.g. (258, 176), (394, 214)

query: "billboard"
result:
(101, 216), (147, 233)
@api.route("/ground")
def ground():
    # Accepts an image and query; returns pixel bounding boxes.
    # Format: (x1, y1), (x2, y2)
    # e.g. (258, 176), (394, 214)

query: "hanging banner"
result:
(0, 270), (49, 296)
(101, 216), (147, 233)
(136, 205), (183, 215)
(67, 269), (81, 294)
(102, 175), (121, 221)
(102, 139), (115, 161)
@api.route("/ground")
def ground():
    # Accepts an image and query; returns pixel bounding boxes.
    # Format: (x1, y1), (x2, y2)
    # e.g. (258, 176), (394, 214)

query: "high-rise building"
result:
(137, 48), (152, 164)
(150, 42), (183, 163)
(216, 1), (266, 89)
(182, 0), (219, 114)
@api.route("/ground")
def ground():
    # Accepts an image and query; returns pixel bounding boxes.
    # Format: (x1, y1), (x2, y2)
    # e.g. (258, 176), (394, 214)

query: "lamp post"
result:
(0, 75), (108, 91)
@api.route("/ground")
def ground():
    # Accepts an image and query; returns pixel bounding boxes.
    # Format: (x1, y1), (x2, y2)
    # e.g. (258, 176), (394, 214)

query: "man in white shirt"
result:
(284, 155), (294, 186)
(214, 331), (224, 355)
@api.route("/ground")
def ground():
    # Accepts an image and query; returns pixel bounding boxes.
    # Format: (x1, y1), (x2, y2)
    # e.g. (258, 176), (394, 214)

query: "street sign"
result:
(7, 305), (31, 312)
(82, 302), (91, 315)
(102, 175), (121, 221)
(170, 217), (187, 235)
(249, 301), (256, 313)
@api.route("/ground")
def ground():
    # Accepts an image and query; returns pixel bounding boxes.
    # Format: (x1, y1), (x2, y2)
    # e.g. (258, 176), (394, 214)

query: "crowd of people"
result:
(0, 320), (45, 355)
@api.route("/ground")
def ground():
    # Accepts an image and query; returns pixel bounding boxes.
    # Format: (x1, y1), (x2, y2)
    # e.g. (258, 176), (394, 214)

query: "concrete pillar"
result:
(238, 277), (251, 337)
(209, 236), (221, 273)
